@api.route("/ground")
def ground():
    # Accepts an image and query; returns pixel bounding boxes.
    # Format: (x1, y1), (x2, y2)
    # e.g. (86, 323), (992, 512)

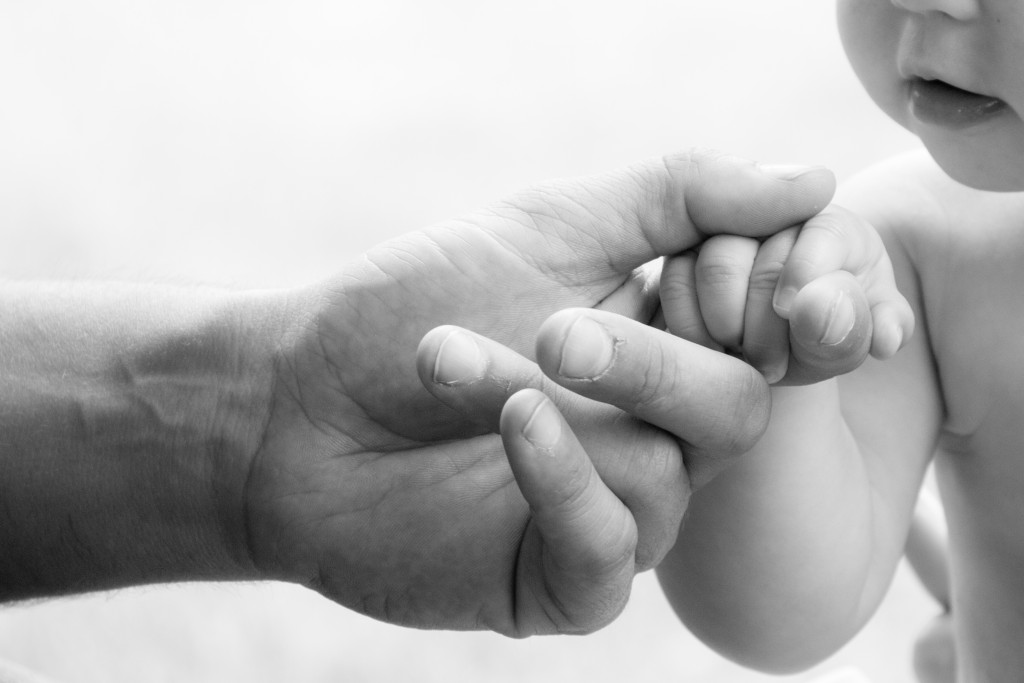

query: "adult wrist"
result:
(0, 282), (295, 598)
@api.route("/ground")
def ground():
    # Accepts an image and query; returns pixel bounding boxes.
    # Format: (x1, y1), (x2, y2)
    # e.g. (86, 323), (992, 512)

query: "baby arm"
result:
(656, 201), (941, 672)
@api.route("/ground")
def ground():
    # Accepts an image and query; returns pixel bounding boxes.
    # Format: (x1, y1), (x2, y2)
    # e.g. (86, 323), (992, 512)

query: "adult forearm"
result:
(0, 280), (291, 599)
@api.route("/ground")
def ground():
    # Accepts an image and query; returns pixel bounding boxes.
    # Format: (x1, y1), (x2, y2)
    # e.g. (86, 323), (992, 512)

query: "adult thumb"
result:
(484, 149), (836, 278)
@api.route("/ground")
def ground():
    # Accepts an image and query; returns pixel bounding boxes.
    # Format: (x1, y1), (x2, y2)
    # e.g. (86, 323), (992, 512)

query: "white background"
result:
(0, 2), (931, 681)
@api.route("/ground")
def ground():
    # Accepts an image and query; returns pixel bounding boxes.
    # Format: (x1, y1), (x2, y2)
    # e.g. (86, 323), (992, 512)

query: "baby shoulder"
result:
(835, 150), (1024, 267)
(837, 151), (955, 238)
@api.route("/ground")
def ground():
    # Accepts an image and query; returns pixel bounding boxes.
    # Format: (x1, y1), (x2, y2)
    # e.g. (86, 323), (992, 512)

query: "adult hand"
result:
(245, 150), (836, 636)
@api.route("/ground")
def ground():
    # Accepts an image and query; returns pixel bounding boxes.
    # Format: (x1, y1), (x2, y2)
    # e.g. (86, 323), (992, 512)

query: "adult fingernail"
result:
(522, 398), (562, 452)
(759, 164), (827, 181)
(558, 315), (616, 379)
(433, 329), (487, 385)
(820, 291), (856, 346)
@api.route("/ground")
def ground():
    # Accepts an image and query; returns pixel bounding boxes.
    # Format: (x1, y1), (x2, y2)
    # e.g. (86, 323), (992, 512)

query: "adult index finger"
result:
(535, 308), (772, 487)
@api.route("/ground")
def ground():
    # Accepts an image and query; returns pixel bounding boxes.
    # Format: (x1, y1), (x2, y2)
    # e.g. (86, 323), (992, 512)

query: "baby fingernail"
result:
(558, 316), (616, 379)
(819, 291), (856, 346)
(522, 398), (562, 452)
(433, 329), (487, 384)
(763, 364), (786, 385)
(877, 321), (904, 359)
(892, 324), (905, 352)
(774, 286), (798, 315)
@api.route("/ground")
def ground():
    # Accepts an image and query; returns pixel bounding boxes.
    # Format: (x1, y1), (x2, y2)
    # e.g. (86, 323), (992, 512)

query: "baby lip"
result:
(919, 77), (994, 100)
(908, 77), (1009, 129)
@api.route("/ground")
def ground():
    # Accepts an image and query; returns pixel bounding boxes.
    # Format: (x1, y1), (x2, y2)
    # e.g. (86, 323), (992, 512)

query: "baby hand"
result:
(660, 205), (914, 385)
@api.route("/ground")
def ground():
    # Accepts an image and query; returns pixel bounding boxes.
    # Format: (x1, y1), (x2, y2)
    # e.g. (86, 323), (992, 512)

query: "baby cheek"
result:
(994, 56), (1024, 122)
(836, 0), (908, 125)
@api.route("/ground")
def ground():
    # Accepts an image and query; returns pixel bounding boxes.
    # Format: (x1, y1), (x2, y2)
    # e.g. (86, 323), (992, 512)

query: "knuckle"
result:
(667, 319), (713, 347)
(616, 156), (688, 256)
(647, 150), (715, 247)
(695, 260), (742, 287)
(616, 429), (686, 571)
(780, 252), (822, 287)
(660, 259), (698, 304)
(648, 428), (686, 480)
(660, 260), (717, 343)
(807, 209), (851, 239)
(741, 335), (783, 367)
(747, 259), (783, 293)
(633, 346), (676, 413)
(798, 206), (871, 270)
(634, 538), (666, 573)
(663, 148), (737, 237)
(641, 533), (684, 574)
(544, 461), (597, 517)
(806, 204), (861, 235)
(585, 519), (639, 579)
(626, 422), (685, 492)
(661, 308), (706, 343)
(668, 147), (723, 178)
(634, 506), (688, 571)
(707, 366), (771, 455)
(695, 251), (752, 288)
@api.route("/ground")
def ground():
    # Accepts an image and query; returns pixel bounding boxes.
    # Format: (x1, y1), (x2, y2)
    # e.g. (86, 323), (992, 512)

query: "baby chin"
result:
(906, 81), (1024, 192)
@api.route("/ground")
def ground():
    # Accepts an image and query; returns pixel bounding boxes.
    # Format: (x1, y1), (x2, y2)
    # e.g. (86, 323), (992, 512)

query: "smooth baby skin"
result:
(660, 149), (1024, 680)
(876, 153), (1024, 680)
(659, 0), (1024, 678)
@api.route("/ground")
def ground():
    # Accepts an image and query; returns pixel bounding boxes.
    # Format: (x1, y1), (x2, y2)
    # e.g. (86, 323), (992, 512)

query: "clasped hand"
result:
(241, 150), (911, 637)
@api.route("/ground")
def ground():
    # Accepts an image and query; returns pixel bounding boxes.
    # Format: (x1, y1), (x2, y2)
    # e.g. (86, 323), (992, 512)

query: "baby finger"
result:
(785, 271), (873, 384)
(742, 228), (799, 384)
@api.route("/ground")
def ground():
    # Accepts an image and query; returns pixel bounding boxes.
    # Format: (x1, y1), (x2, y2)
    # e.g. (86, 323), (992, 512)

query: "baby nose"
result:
(891, 0), (980, 20)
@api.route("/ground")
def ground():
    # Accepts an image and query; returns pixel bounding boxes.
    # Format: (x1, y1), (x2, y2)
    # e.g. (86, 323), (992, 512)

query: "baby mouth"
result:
(909, 78), (1009, 130)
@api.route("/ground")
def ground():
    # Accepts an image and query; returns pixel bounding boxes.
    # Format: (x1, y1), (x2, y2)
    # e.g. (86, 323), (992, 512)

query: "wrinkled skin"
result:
(242, 151), (838, 636)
